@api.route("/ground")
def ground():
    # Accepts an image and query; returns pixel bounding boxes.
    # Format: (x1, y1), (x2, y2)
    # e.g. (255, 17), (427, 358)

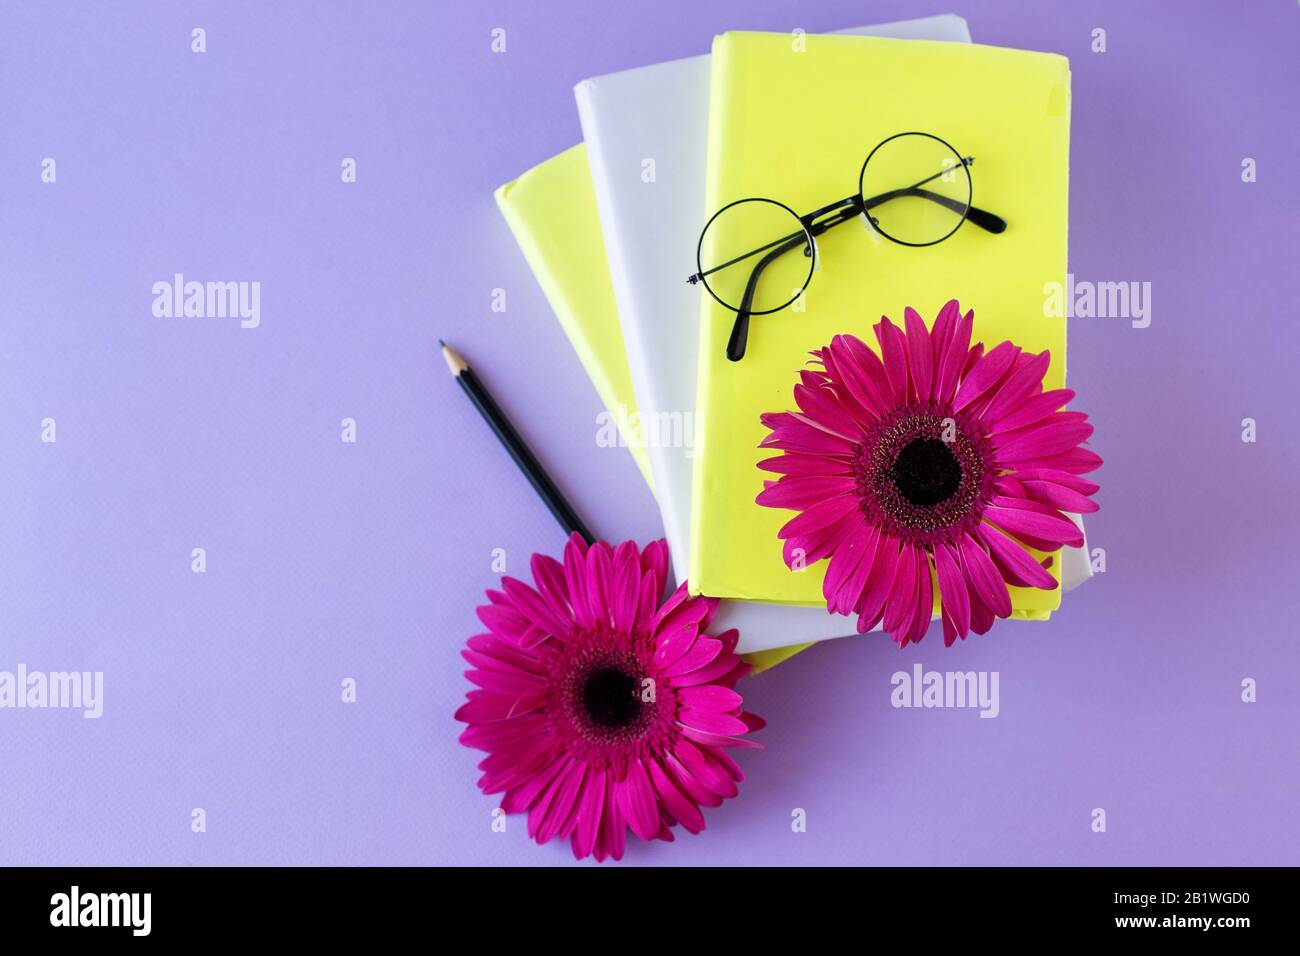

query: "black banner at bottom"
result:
(0, 865), (1284, 941)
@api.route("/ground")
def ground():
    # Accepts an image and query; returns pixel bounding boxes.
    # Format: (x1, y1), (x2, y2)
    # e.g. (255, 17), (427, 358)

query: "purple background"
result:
(1, 1), (1297, 866)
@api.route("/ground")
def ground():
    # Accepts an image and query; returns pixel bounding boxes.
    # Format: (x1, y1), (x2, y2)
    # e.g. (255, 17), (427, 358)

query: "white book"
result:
(576, 16), (1090, 653)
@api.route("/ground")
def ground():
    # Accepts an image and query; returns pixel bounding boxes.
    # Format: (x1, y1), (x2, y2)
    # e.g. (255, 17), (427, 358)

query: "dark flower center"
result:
(580, 666), (641, 730)
(890, 437), (962, 507)
(852, 402), (997, 547)
(547, 644), (666, 769)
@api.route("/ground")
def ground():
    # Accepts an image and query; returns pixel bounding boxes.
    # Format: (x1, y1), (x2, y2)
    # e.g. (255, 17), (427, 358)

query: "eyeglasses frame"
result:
(688, 132), (1007, 361)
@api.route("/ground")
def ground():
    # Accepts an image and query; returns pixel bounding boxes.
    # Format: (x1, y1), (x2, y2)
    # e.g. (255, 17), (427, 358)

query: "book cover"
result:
(494, 145), (656, 491)
(690, 32), (1073, 616)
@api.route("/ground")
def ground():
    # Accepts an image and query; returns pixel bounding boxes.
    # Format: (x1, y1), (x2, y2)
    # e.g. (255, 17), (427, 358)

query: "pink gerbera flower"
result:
(756, 299), (1101, 647)
(455, 533), (763, 861)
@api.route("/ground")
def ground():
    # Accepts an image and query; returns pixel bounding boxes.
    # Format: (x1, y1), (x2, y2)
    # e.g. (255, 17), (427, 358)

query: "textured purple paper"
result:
(1, 1), (1296, 866)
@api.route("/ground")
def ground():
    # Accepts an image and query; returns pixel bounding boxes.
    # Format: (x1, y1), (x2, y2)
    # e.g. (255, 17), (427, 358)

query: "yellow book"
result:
(690, 32), (1071, 619)
(495, 144), (805, 673)
(494, 145), (656, 490)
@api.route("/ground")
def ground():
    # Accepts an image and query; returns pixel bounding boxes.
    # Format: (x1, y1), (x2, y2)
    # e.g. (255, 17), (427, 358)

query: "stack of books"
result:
(495, 15), (1091, 672)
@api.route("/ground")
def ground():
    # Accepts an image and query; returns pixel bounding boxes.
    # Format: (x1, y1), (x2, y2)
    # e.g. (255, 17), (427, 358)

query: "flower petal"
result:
(837, 334), (895, 412)
(819, 342), (880, 424)
(822, 523), (878, 615)
(459, 712), (549, 753)
(653, 595), (715, 669)
(1031, 447), (1104, 475)
(529, 554), (574, 628)
(794, 382), (865, 440)
(958, 532), (1012, 618)
(785, 508), (860, 567)
(461, 644), (538, 679)
(978, 524), (1058, 589)
(465, 667), (546, 696)
(454, 690), (547, 724)
(760, 413), (859, 455)
(988, 388), (1075, 434)
(1017, 480), (1100, 514)
(875, 316), (910, 403)
(986, 504), (1084, 548)
(671, 647), (743, 686)
(953, 340), (1019, 412)
(674, 740), (739, 799)
(678, 684), (744, 712)
(502, 576), (570, 642)
(647, 759), (705, 834)
(663, 636), (722, 678)
(1010, 467), (1100, 495)
(571, 768), (606, 860)
(528, 760), (576, 843)
(500, 754), (567, 814)
(777, 494), (862, 542)
(616, 759), (661, 841)
(665, 754), (723, 809)
(639, 538), (670, 596)
(535, 761), (586, 844)
(934, 303), (973, 403)
(584, 542), (616, 629)
(983, 350), (1050, 423)
(475, 602), (534, 644)
(933, 541), (971, 637)
(996, 419), (1095, 463)
(593, 773), (626, 862)
(756, 475), (858, 510)
(679, 708), (750, 736)
(679, 726), (762, 749)
(563, 534), (596, 631)
(968, 579), (996, 634)
(903, 306), (933, 401)
(609, 541), (641, 635)
(854, 531), (896, 632)
(882, 542), (919, 641)
(904, 548), (934, 646)
(757, 452), (854, 478)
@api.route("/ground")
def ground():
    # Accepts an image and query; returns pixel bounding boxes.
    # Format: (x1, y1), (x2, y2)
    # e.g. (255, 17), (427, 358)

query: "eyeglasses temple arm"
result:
(727, 233), (812, 362)
(691, 227), (809, 284)
(862, 186), (1006, 234)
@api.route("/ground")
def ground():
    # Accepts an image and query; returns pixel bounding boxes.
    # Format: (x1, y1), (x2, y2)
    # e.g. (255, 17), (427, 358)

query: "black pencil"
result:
(440, 339), (595, 544)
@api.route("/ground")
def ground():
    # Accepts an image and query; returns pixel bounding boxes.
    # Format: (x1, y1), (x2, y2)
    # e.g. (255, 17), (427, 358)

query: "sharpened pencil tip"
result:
(440, 340), (468, 376)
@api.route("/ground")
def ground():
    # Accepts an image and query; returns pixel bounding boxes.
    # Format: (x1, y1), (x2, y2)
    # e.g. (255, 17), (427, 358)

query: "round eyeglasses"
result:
(687, 132), (1007, 361)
